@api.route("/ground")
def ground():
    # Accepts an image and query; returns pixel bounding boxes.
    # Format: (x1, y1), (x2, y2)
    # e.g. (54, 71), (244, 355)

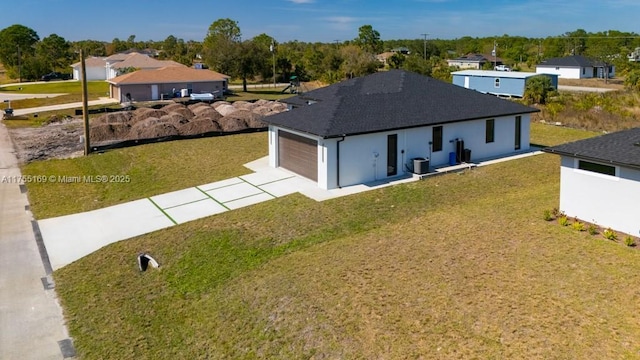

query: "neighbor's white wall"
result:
(536, 66), (583, 79)
(559, 156), (640, 237)
(72, 66), (107, 81)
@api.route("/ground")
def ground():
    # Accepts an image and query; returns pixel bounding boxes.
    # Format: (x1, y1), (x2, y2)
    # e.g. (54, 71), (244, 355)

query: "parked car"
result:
(41, 72), (71, 81)
(494, 65), (511, 72)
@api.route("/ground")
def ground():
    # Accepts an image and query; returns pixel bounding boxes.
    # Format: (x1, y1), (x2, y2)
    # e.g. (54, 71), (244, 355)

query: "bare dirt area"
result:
(7, 99), (288, 164)
(558, 77), (624, 90)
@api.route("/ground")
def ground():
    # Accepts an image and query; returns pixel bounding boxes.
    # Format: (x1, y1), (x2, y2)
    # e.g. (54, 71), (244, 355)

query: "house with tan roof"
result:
(108, 67), (230, 102)
(105, 52), (186, 80)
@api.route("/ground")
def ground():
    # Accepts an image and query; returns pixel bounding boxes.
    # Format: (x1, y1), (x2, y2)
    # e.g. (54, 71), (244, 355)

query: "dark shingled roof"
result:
(538, 55), (603, 68)
(265, 70), (539, 138)
(543, 128), (640, 169)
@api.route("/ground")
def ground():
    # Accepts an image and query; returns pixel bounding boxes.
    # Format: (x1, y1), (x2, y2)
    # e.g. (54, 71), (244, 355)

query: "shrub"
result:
(543, 209), (553, 221)
(558, 216), (569, 226)
(624, 236), (636, 247)
(587, 224), (598, 235)
(603, 228), (617, 241)
(571, 221), (585, 232)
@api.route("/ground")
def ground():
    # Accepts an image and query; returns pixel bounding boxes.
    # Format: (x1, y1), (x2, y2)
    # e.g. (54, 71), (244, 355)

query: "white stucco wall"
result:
(270, 113), (531, 190)
(558, 156), (640, 237)
(536, 66), (584, 79)
(72, 66), (107, 81)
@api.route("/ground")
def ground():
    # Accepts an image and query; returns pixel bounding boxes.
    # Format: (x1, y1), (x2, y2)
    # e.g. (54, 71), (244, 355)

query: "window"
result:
(486, 119), (495, 143)
(432, 126), (443, 152)
(514, 116), (521, 150)
(494, 78), (500, 88)
(578, 160), (616, 176)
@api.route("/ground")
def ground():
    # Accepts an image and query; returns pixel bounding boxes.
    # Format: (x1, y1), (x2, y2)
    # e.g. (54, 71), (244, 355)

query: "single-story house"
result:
(105, 52), (186, 80)
(543, 128), (640, 237)
(536, 55), (615, 79)
(108, 67), (230, 102)
(452, 70), (558, 98)
(70, 57), (107, 81)
(262, 70), (539, 190)
(446, 54), (503, 69)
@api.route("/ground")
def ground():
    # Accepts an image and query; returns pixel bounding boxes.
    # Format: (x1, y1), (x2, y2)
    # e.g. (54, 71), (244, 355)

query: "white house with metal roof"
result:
(452, 70), (558, 98)
(543, 128), (640, 237)
(263, 70), (539, 190)
(536, 55), (615, 79)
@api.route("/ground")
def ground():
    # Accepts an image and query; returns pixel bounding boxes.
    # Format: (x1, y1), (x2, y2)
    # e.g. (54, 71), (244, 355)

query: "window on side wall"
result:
(494, 78), (500, 88)
(486, 119), (495, 143)
(432, 126), (443, 152)
(578, 160), (616, 176)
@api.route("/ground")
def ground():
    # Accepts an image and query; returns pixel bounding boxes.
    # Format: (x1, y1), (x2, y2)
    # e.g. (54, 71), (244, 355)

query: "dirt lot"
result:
(8, 100), (288, 164)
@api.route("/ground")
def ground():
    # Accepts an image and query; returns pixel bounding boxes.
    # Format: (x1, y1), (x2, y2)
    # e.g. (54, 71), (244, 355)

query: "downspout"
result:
(337, 136), (345, 188)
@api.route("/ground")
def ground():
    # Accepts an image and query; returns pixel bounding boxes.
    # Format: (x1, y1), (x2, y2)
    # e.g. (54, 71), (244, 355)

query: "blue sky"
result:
(3, 0), (639, 43)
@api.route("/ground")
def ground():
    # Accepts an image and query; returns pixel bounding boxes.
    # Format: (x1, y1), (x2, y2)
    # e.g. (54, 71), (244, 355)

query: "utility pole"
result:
(17, 46), (21, 83)
(270, 40), (276, 87)
(421, 33), (429, 60)
(80, 49), (90, 156)
(492, 40), (497, 69)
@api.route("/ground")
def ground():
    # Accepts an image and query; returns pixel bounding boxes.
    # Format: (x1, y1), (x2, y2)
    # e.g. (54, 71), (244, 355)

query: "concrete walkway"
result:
(38, 157), (419, 270)
(0, 122), (73, 359)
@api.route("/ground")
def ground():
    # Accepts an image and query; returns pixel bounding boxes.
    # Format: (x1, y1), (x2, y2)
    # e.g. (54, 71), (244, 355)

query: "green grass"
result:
(22, 132), (267, 219)
(42, 122), (640, 358)
(53, 143), (640, 359)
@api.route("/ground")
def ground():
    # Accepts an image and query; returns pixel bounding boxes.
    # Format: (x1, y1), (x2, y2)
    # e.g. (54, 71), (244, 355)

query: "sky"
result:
(3, 0), (639, 43)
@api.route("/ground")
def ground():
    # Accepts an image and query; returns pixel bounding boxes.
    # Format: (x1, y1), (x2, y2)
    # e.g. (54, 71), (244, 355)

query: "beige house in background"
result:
(70, 52), (186, 81)
(105, 52), (185, 80)
(108, 67), (230, 102)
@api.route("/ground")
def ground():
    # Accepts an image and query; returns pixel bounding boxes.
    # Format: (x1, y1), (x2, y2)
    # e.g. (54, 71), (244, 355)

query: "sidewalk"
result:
(0, 121), (73, 359)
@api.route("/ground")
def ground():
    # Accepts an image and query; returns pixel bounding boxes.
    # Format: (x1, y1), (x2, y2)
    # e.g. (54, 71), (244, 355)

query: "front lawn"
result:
(52, 122), (640, 358)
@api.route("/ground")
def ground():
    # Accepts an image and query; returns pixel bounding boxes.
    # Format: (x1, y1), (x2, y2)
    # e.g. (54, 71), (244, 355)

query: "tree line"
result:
(1, 22), (639, 86)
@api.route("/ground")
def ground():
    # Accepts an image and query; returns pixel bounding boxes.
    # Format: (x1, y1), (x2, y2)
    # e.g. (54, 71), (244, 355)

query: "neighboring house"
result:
(375, 52), (395, 66)
(446, 54), (503, 69)
(536, 55), (615, 79)
(629, 47), (640, 62)
(70, 57), (107, 81)
(108, 67), (230, 102)
(452, 70), (558, 98)
(543, 128), (640, 237)
(263, 70), (539, 190)
(105, 52), (186, 80)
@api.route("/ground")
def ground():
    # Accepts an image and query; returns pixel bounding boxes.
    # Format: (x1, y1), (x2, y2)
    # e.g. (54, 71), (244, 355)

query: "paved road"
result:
(0, 122), (74, 359)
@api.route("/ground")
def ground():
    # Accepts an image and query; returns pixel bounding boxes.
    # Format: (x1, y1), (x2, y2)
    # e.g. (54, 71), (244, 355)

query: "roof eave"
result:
(542, 148), (640, 171)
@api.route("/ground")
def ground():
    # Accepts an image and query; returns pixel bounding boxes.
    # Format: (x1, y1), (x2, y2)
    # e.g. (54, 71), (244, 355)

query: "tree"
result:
(202, 18), (242, 76)
(355, 25), (383, 54)
(523, 75), (555, 104)
(37, 34), (71, 72)
(0, 24), (39, 80)
(401, 54), (432, 76)
(388, 52), (405, 69)
(339, 45), (379, 78)
(624, 69), (640, 91)
(72, 40), (107, 57)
